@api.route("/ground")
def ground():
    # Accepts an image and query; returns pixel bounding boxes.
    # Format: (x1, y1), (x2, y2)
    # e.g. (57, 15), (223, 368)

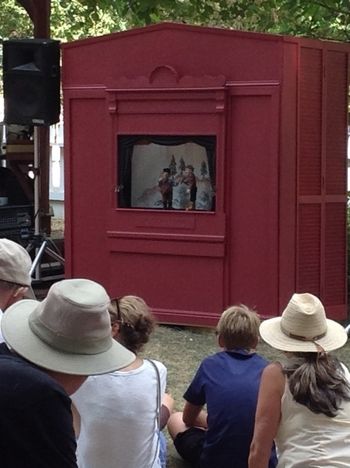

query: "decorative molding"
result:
(149, 65), (179, 86)
(215, 91), (225, 112)
(107, 94), (118, 114)
(106, 64), (226, 89)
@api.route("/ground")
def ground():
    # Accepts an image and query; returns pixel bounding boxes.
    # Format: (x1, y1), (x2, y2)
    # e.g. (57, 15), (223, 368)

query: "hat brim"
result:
(260, 316), (348, 352)
(2, 300), (135, 375)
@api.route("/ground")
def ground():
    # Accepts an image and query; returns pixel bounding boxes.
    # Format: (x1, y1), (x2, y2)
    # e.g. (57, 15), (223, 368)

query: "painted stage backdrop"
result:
(131, 141), (215, 210)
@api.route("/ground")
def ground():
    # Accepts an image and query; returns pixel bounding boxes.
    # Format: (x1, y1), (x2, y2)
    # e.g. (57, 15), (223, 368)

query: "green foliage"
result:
(0, 1), (32, 39)
(50, 0), (126, 41)
(255, 0), (350, 41)
(108, 0), (350, 42)
(0, 0), (349, 42)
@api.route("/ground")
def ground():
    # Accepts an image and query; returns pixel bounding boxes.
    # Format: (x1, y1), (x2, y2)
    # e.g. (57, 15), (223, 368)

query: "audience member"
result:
(0, 238), (32, 341)
(167, 305), (277, 468)
(72, 295), (174, 468)
(0, 278), (135, 468)
(249, 293), (350, 468)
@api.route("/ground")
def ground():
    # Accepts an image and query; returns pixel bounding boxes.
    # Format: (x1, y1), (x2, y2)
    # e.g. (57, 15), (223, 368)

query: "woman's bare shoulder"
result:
(261, 362), (285, 392)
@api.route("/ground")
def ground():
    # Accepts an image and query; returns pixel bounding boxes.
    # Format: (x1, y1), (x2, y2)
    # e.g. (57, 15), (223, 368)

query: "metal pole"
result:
(34, 126), (40, 236)
(33, 126), (41, 280)
(29, 240), (47, 276)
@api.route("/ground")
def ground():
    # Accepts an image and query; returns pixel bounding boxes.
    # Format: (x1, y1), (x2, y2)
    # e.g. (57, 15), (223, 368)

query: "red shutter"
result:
(297, 46), (348, 318)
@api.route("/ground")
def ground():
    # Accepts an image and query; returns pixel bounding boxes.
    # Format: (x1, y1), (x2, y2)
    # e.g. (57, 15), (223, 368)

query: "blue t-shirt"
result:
(184, 349), (277, 468)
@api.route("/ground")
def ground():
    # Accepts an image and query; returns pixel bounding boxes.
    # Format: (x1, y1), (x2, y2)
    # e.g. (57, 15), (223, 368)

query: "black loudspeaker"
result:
(3, 39), (60, 126)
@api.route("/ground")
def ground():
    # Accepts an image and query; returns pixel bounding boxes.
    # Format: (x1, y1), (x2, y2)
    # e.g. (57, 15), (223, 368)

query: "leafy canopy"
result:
(0, 0), (349, 42)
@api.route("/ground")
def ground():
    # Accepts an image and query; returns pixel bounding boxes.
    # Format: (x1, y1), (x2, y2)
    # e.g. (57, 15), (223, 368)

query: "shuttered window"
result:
(297, 47), (347, 311)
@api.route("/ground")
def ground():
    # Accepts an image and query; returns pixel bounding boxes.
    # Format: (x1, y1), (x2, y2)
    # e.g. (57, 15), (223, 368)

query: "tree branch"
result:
(310, 0), (350, 17)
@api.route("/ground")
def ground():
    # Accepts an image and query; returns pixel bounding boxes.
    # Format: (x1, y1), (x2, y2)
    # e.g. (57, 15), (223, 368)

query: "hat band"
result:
(29, 313), (112, 355)
(280, 324), (326, 342)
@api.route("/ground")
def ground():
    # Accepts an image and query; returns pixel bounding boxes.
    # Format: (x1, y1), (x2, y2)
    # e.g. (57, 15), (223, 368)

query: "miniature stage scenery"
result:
(126, 139), (215, 211)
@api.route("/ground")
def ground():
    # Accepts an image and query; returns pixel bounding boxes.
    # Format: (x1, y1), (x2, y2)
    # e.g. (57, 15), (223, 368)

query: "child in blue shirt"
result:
(167, 305), (277, 468)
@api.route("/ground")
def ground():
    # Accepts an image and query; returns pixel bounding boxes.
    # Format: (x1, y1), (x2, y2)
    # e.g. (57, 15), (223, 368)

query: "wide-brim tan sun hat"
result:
(1, 278), (135, 375)
(0, 238), (32, 286)
(260, 293), (348, 352)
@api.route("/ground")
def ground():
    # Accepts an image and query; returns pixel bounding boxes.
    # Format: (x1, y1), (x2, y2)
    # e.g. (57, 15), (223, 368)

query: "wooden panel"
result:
(107, 252), (224, 326)
(299, 48), (322, 196)
(64, 96), (110, 282)
(279, 41), (298, 307)
(297, 204), (321, 296)
(62, 23), (282, 87)
(107, 234), (225, 257)
(325, 51), (348, 195)
(227, 86), (279, 315)
(297, 47), (348, 319)
(324, 202), (346, 305)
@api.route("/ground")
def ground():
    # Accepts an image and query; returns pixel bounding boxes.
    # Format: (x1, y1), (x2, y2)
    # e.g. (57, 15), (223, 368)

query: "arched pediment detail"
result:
(149, 65), (179, 86)
(106, 64), (226, 89)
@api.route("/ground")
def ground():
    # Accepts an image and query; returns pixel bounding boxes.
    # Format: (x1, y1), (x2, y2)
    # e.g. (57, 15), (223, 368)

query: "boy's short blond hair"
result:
(216, 305), (260, 350)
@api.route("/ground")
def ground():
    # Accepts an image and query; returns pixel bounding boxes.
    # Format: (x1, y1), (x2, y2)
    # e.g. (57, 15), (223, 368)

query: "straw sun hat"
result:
(1, 278), (135, 375)
(260, 293), (348, 352)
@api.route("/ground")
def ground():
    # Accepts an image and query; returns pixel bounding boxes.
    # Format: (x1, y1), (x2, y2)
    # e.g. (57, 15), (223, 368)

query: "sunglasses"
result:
(110, 297), (134, 329)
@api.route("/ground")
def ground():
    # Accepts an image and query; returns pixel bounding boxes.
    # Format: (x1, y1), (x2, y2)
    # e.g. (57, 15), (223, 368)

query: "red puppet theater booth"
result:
(62, 23), (349, 326)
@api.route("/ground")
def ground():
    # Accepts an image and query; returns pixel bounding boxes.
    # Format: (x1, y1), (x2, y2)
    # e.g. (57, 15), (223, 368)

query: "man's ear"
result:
(217, 333), (225, 349)
(111, 321), (120, 338)
(13, 286), (27, 299)
(251, 337), (259, 350)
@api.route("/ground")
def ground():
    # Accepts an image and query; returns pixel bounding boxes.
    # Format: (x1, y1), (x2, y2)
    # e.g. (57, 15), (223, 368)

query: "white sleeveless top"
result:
(275, 364), (350, 467)
(72, 359), (166, 468)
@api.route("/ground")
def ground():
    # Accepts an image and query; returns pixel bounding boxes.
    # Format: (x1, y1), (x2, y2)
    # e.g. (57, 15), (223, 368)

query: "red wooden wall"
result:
(62, 23), (349, 325)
